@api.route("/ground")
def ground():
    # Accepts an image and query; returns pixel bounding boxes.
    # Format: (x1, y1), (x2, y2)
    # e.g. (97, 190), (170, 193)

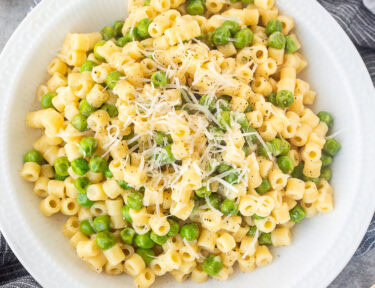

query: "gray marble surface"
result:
(0, 0), (374, 287)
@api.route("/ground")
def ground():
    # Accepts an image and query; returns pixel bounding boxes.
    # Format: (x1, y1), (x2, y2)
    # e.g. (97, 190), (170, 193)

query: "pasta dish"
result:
(20, 0), (341, 286)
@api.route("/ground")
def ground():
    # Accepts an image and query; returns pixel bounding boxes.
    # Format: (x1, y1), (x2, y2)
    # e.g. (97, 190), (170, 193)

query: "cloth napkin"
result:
(0, 0), (374, 287)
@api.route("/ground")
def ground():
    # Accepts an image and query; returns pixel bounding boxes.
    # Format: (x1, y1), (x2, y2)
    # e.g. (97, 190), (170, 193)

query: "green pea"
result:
(122, 205), (132, 222)
(222, 20), (240, 35)
(289, 204), (306, 223)
(117, 180), (131, 190)
(79, 137), (98, 157)
(193, 196), (202, 213)
(268, 31), (286, 49)
(285, 35), (298, 54)
(270, 138), (290, 156)
(104, 167), (113, 178)
(77, 193), (94, 208)
(24, 150), (43, 164)
(203, 255), (223, 276)
(256, 178), (271, 195)
(259, 141), (276, 157)
(303, 175), (320, 184)
(234, 28), (253, 49)
(195, 186), (212, 198)
(79, 98), (97, 117)
(317, 111), (334, 129)
(321, 154), (333, 167)
(127, 192), (144, 210)
(277, 155), (295, 174)
(220, 199), (238, 216)
(80, 219), (95, 236)
(101, 26), (115, 41)
(213, 26), (230, 46)
(265, 19), (282, 36)
(54, 156), (69, 177)
(154, 131), (172, 146)
(320, 167), (332, 181)
(244, 104), (252, 113)
(54, 172), (68, 181)
(218, 110), (231, 130)
(276, 90), (294, 108)
(94, 40), (106, 60)
(279, 139), (291, 156)
(242, 145), (250, 157)
(323, 138), (341, 156)
(225, 171), (240, 184)
(89, 156), (108, 173)
(151, 71), (168, 88)
(207, 193), (221, 210)
(55, 172), (66, 180)
(186, 0), (205, 15)
(150, 231), (168, 245)
(134, 232), (154, 249)
(136, 248), (155, 266)
(136, 18), (151, 39)
(41, 92), (57, 109)
(155, 144), (175, 166)
(252, 214), (265, 220)
(93, 215), (111, 232)
(199, 95), (216, 112)
(106, 71), (124, 89)
(74, 177), (90, 193)
(101, 104), (118, 118)
(113, 20), (125, 38)
(96, 231), (117, 250)
(71, 114), (87, 131)
(258, 232), (272, 245)
(266, 92), (277, 105)
(236, 113), (249, 130)
(71, 158), (90, 176)
(217, 97), (230, 111)
(120, 227), (136, 244)
(241, 0), (254, 3)
(116, 37), (128, 47)
(167, 219), (179, 237)
(257, 142), (275, 159)
(243, 126), (258, 145)
(291, 162), (304, 179)
(80, 60), (98, 72)
(124, 28), (141, 43)
(216, 163), (232, 174)
(248, 225), (257, 236)
(203, 32), (214, 49)
(180, 223), (200, 241)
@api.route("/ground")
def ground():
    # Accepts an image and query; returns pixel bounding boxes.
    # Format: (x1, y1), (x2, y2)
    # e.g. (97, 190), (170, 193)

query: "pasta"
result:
(21, 0), (341, 286)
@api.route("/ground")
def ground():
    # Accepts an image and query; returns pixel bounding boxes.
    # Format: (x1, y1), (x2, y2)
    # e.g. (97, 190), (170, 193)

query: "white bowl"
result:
(0, 0), (374, 287)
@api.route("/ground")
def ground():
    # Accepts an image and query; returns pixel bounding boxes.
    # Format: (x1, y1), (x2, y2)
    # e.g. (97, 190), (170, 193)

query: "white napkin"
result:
(363, 0), (375, 13)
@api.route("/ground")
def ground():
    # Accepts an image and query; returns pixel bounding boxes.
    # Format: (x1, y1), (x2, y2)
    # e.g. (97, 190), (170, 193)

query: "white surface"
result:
(364, 0), (375, 14)
(0, 0), (374, 287)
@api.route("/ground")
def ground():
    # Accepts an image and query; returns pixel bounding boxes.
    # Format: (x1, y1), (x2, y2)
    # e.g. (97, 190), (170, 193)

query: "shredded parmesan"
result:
(183, 239), (201, 259)
(242, 228), (260, 259)
(326, 129), (343, 139)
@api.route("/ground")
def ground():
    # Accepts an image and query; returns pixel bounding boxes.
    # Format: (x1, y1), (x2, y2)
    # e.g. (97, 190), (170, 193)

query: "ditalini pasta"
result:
(21, 0), (341, 286)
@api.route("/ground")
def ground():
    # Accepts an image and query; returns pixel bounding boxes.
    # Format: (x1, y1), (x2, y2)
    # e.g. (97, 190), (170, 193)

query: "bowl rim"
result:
(0, 0), (374, 287)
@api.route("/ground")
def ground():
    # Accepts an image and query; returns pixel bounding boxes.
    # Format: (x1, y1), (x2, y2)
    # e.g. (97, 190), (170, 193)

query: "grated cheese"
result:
(242, 228), (259, 259)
